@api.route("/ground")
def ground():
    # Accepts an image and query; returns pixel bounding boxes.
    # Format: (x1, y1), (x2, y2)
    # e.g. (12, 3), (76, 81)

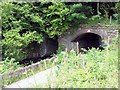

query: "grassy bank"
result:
(0, 57), (56, 88)
(35, 37), (118, 88)
(1, 37), (118, 88)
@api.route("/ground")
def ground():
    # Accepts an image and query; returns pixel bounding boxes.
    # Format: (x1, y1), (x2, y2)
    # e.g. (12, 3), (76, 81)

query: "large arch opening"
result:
(19, 38), (58, 66)
(72, 33), (103, 52)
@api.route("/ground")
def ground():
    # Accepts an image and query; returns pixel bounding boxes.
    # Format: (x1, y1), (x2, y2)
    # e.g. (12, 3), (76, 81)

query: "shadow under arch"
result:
(71, 32), (104, 52)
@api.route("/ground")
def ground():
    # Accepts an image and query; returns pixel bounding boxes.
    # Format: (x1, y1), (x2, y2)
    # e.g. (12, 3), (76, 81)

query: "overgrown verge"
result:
(34, 37), (118, 88)
(0, 57), (57, 88)
(0, 37), (118, 88)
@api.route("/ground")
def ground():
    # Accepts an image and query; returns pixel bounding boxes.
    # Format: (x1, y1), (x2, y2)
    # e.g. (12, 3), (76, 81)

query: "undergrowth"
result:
(35, 37), (118, 88)
(0, 58), (56, 88)
(1, 37), (118, 88)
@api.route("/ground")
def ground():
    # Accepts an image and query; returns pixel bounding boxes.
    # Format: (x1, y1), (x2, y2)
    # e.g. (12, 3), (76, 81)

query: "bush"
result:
(2, 2), (70, 61)
(0, 57), (21, 74)
(2, 2), (88, 62)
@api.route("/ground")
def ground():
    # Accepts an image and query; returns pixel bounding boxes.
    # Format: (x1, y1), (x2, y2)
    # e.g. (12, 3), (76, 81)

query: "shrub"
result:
(2, 2), (70, 61)
(0, 57), (21, 74)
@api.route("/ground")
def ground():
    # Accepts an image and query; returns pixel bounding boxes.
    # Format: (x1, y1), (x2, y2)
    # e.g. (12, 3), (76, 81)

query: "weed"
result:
(34, 37), (118, 88)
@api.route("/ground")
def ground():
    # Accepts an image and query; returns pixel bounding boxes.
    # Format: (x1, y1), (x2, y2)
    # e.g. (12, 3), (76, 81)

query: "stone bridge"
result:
(23, 26), (118, 62)
(58, 26), (118, 52)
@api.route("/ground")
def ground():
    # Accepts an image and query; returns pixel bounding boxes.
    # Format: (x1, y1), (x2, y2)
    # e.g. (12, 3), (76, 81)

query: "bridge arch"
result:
(71, 32), (103, 51)
(58, 26), (118, 52)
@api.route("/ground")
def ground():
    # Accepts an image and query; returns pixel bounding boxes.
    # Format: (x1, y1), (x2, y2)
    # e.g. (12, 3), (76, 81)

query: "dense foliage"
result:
(1, 2), (86, 61)
(2, 2), (118, 62)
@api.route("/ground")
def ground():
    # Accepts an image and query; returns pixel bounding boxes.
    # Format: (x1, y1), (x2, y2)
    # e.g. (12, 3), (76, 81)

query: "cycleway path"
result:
(4, 66), (59, 88)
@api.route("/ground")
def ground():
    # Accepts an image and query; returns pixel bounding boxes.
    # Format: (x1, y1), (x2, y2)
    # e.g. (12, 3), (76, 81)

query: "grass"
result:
(0, 57), (57, 88)
(87, 17), (118, 26)
(1, 37), (118, 88)
(34, 37), (118, 88)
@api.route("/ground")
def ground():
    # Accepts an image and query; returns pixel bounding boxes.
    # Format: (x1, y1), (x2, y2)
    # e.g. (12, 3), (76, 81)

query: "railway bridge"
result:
(58, 26), (118, 52)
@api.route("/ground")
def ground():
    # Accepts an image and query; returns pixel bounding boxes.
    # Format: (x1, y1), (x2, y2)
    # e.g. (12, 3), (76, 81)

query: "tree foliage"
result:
(2, 2), (118, 62)
(2, 2), (77, 61)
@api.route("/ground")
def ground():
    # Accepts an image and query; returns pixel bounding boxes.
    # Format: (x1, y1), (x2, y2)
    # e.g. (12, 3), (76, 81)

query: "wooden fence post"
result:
(77, 42), (79, 54)
(110, 16), (112, 25)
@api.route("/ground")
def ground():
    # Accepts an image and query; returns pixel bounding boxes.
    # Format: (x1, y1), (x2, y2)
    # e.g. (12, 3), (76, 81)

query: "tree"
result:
(2, 2), (71, 61)
(2, 2), (118, 62)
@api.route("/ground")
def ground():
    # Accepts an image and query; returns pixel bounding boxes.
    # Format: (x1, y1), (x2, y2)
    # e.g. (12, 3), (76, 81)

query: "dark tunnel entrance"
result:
(19, 38), (58, 66)
(72, 33), (103, 52)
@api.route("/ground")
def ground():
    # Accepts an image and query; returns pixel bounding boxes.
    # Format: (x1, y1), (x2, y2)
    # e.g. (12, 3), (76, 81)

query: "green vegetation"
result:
(0, 58), (21, 74)
(1, 2), (118, 62)
(0, 58), (56, 88)
(0, 37), (118, 88)
(0, 2), (119, 88)
(34, 37), (118, 88)
(1, 37), (118, 88)
(87, 17), (118, 26)
(2, 2), (68, 61)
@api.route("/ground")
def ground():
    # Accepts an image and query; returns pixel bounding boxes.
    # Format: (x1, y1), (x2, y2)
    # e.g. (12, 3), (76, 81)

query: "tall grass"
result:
(35, 37), (118, 88)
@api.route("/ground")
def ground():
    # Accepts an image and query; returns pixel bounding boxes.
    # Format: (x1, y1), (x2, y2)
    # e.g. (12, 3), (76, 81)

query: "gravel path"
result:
(3, 66), (59, 88)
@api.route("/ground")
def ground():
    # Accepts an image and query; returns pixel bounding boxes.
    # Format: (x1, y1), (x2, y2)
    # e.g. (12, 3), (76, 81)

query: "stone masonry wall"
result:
(58, 26), (118, 51)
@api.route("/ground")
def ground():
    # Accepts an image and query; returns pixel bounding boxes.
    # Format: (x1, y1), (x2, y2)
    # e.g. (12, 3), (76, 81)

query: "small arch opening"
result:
(72, 33), (104, 52)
